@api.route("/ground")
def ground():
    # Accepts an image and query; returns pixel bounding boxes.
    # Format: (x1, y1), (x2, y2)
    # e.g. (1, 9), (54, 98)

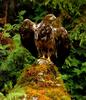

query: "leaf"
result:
(0, 44), (3, 50)
(44, 0), (50, 5)
(62, 74), (71, 80)
(4, 86), (25, 100)
(81, 62), (86, 72)
(73, 68), (81, 75)
(19, 10), (26, 16)
(12, 34), (21, 47)
(0, 92), (5, 100)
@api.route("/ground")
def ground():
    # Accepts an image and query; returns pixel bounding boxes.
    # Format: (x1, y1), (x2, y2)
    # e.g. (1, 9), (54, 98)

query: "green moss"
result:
(16, 61), (71, 100)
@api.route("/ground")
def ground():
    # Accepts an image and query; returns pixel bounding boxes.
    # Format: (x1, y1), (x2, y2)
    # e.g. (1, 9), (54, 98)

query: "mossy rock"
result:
(15, 58), (71, 100)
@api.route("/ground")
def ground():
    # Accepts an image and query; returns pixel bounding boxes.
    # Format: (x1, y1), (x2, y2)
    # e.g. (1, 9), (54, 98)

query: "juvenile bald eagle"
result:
(19, 14), (70, 66)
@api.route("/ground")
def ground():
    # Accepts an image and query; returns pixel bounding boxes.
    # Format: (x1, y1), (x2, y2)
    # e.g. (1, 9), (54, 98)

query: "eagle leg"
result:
(42, 55), (45, 59)
(47, 51), (52, 62)
(47, 49), (52, 63)
(47, 56), (51, 62)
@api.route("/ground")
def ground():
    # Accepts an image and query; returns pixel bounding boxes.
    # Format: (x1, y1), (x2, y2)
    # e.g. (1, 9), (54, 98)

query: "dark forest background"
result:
(0, 0), (86, 99)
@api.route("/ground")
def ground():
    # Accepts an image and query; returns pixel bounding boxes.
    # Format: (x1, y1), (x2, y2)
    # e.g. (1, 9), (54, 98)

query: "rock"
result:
(15, 58), (71, 100)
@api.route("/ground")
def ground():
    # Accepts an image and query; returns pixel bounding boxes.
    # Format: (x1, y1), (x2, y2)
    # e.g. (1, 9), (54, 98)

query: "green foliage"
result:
(19, 0), (86, 24)
(1, 47), (35, 71)
(32, 6), (47, 22)
(0, 44), (10, 66)
(0, 45), (35, 94)
(0, 92), (5, 100)
(16, 10), (26, 23)
(0, 24), (36, 95)
(62, 23), (86, 99)
(4, 86), (25, 100)
(2, 24), (13, 38)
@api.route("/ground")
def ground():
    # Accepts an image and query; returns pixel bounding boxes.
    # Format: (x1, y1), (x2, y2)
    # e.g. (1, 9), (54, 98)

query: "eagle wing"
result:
(51, 17), (70, 66)
(19, 19), (38, 57)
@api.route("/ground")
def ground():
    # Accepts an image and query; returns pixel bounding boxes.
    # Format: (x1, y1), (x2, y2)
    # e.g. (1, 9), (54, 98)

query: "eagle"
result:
(19, 14), (70, 66)
(34, 14), (57, 62)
